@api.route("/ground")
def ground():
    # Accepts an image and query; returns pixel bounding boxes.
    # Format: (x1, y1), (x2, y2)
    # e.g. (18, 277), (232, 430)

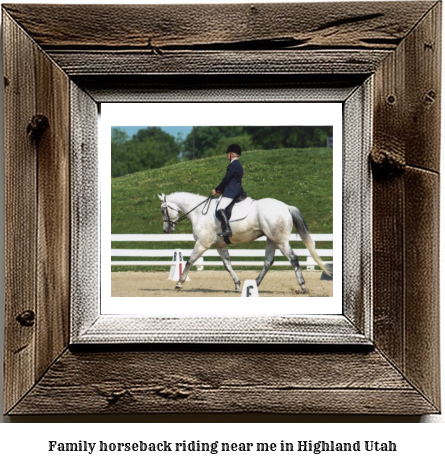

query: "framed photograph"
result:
(3, 2), (440, 415)
(103, 102), (342, 312)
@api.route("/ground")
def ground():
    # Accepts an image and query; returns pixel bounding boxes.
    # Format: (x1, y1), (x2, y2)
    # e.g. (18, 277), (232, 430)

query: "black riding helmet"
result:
(226, 144), (241, 156)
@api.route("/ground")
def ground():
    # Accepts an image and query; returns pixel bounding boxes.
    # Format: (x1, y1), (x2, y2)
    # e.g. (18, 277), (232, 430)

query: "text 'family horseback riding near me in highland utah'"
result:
(46, 439), (397, 454)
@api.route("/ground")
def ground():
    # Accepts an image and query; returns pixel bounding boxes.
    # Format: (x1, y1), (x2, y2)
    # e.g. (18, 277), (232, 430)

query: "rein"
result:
(163, 193), (216, 226)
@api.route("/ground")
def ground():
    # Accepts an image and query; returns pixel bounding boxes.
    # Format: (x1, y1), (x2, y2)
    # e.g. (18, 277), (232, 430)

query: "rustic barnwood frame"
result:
(3, 2), (441, 415)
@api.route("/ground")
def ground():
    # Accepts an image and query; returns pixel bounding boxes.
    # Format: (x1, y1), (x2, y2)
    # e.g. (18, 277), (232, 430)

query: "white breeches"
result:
(217, 196), (233, 210)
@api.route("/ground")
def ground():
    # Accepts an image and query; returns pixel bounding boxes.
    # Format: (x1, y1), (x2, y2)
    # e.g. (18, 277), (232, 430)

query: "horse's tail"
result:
(288, 206), (331, 276)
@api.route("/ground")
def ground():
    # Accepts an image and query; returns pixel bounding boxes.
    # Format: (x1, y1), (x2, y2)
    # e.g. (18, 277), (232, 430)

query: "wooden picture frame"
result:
(3, 2), (441, 415)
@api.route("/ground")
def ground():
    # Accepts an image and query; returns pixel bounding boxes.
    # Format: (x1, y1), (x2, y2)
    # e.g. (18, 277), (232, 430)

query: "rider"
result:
(211, 144), (244, 237)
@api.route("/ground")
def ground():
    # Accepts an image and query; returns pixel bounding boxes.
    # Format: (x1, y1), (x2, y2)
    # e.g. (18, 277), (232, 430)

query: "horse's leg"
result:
(216, 246), (241, 292)
(175, 242), (207, 289)
(256, 238), (276, 287)
(277, 242), (308, 294)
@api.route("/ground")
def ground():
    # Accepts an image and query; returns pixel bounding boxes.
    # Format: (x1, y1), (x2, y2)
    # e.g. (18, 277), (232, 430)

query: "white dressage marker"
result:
(241, 280), (259, 297)
(168, 249), (189, 281)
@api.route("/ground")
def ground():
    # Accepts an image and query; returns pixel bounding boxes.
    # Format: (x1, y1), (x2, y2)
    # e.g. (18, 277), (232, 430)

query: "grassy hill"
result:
(111, 147), (333, 270)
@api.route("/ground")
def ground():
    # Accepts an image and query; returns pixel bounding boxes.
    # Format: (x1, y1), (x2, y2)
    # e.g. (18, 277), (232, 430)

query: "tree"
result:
(182, 126), (251, 159)
(111, 127), (181, 177)
(111, 128), (130, 177)
(244, 126), (332, 149)
(180, 126), (333, 161)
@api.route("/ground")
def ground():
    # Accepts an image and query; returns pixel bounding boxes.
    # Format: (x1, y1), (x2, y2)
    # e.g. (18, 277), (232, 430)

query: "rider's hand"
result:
(212, 189), (218, 196)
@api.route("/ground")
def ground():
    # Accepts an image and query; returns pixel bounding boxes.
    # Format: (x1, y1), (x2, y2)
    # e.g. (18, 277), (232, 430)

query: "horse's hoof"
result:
(301, 288), (308, 294)
(175, 284), (182, 290)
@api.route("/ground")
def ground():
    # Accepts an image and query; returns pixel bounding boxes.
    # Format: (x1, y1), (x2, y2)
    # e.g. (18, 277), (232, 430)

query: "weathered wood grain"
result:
(3, 10), (71, 413)
(70, 83), (99, 340)
(3, 12), (38, 414)
(371, 1), (441, 173)
(8, 349), (438, 415)
(372, 175), (405, 365)
(75, 315), (370, 345)
(3, 2), (433, 78)
(2, 2), (435, 50)
(404, 168), (440, 408)
(371, 39), (406, 369)
(398, 2), (441, 411)
(342, 81), (373, 335)
(371, 11), (407, 371)
(404, 2), (441, 172)
(47, 50), (390, 76)
(372, 2), (441, 412)
(34, 38), (71, 381)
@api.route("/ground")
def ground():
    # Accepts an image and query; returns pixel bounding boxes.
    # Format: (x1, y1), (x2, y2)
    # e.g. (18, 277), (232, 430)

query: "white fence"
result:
(111, 234), (333, 269)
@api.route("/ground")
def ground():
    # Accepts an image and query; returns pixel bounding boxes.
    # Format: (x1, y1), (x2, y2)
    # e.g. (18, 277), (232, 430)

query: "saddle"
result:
(215, 192), (252, 222)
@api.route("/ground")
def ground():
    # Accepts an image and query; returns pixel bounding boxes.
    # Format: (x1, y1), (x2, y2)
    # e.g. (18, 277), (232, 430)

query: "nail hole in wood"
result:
(425, 90), (436, 105)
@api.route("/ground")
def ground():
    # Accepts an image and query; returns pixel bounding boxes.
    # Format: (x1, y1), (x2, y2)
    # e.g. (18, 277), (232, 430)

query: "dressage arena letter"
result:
(241, 279), (259, 297)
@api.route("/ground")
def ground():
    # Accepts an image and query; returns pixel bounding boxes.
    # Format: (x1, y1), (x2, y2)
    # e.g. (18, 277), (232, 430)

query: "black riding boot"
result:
(218, 209), (232, 237)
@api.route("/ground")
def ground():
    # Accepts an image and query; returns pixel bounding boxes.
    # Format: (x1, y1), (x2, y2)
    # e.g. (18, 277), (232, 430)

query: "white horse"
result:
(158, 192), (330, 294)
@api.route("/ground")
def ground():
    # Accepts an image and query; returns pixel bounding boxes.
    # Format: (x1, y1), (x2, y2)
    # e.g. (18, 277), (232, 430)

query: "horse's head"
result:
(158, 193), (179, 233)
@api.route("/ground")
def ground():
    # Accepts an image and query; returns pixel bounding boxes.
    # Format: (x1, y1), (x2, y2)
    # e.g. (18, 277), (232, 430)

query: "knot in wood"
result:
(16, 310), (35, 327)
(370, 148), (405, 177)
(27, 114), (49, 140)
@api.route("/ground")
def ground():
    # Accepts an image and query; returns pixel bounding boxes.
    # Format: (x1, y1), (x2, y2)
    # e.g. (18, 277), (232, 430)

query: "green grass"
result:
(111, 147), (333, 270)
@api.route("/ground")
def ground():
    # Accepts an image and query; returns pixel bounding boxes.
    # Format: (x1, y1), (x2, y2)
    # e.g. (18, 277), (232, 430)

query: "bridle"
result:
(161, 202), (179, 230)
(161, 194), (215, 230)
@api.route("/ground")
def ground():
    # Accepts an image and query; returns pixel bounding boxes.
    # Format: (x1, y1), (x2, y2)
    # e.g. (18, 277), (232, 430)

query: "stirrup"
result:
(218, 229), (232, 237)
